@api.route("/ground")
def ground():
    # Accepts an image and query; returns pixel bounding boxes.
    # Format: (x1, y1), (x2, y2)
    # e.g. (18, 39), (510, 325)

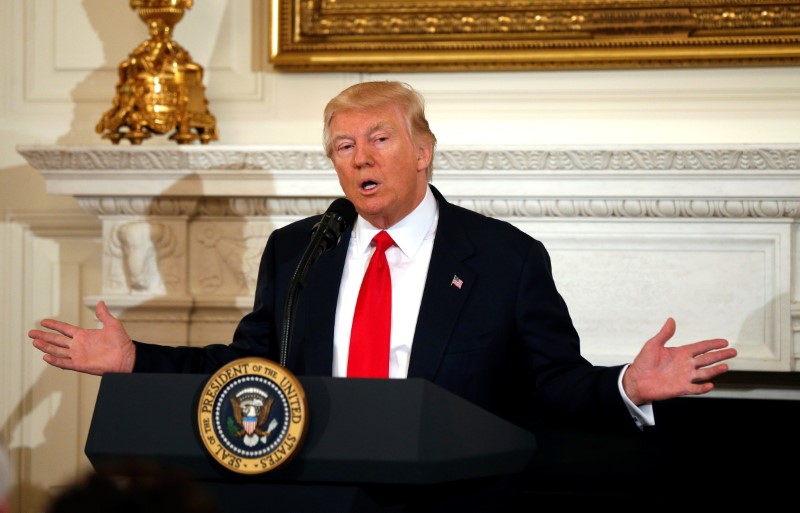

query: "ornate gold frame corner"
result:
(268, 0), (800, 71)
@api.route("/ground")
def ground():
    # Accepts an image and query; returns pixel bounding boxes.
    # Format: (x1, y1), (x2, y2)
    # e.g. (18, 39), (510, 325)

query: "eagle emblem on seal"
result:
(229, 387), (279, 447)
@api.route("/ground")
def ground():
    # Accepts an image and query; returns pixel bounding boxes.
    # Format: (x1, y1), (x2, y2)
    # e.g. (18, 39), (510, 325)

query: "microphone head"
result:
(325, 197), (357, 231)
(312, 198), (357, 251)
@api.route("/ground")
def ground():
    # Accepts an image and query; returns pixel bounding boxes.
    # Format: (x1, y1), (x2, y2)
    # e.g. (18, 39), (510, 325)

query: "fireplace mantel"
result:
(19, 144), (800, 208)
(17, 144), (800, 385)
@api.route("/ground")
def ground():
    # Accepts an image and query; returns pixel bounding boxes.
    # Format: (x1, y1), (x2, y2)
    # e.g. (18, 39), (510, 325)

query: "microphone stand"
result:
(278, 199), (355, 368)
(278, 227), (329, 367)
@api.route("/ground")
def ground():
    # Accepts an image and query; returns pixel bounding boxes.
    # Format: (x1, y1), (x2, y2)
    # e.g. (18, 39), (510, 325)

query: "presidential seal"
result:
(197, 357), (308, 474)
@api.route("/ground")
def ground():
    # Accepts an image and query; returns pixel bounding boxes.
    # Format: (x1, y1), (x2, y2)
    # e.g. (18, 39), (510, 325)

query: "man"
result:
(29, 81), (736, 432)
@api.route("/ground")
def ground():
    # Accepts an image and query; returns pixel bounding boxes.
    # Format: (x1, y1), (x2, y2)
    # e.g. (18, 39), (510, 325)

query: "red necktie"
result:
(347, 230), (394, 378)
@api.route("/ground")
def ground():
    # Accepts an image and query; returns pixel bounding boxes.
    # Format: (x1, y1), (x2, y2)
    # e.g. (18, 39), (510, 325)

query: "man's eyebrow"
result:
(367, 121), (392, 134)
(332, 121), (395, 143)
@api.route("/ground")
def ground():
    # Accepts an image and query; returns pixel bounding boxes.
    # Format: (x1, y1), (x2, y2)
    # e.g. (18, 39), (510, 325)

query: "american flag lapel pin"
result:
(450, 275), (464, 289)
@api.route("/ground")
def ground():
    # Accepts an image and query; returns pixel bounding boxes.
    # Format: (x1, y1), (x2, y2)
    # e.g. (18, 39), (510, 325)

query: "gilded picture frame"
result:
(268, 0), (800, 71)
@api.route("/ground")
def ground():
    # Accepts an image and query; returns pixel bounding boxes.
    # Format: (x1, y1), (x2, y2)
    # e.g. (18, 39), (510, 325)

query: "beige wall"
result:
(2, 1), (799, 512)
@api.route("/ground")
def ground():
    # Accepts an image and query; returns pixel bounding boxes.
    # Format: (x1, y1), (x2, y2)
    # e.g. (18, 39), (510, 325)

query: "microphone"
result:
(279, 198), (357, 366)
(310, 198), (358, 254)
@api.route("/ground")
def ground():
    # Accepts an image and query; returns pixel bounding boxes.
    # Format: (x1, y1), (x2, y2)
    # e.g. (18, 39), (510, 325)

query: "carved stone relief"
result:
(105, 219), (186, 295)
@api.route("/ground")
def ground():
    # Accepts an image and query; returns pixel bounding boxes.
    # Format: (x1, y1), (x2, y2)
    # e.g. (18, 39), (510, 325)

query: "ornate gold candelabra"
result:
(97, 0), (218, 145)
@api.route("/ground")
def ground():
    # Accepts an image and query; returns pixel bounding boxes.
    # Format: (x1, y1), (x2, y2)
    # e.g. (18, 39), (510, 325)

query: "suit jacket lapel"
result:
(295, 227), (351, 376)
(407, 187), (476, 381)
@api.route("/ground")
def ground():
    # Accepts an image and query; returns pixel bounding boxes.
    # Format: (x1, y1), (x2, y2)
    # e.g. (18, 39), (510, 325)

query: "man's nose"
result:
(353, 144), (373, 168)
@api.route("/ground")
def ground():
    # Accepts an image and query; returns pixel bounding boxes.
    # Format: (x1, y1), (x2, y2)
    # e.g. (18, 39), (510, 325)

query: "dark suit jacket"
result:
(135, 185), (635, 432)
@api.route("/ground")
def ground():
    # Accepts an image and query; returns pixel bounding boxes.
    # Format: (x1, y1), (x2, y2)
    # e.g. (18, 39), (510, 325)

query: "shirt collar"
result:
(352, 185), (438, 259)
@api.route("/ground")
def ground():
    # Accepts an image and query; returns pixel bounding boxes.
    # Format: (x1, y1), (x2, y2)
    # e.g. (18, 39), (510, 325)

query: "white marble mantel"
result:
(20, 144), (800, 208)
(17, 144), (800, 384)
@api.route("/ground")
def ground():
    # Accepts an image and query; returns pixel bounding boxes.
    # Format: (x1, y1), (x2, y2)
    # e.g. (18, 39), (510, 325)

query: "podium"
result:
(85, 373), (537, 512)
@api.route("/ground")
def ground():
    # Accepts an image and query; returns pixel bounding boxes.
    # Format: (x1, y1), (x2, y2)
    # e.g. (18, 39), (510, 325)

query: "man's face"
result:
(328, 104), (432, 229)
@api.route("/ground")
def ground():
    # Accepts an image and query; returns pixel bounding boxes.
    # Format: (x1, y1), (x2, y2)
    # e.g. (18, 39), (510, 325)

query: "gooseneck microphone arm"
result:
(279, 198), (357, 367)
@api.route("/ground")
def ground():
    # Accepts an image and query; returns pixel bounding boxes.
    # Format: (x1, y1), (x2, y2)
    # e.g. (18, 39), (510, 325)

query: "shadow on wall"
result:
(59, 0), (136, 145)
(2, 367), (99, 513)
(12, 162), (297, 510)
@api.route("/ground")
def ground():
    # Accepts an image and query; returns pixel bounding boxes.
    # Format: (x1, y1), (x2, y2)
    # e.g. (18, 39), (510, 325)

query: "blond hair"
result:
(323, 81), (437, 179)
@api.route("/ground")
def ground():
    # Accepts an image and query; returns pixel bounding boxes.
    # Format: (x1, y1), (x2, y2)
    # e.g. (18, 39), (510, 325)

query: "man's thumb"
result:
(649, 317), (676, 348)
(95, 300), (112, 324)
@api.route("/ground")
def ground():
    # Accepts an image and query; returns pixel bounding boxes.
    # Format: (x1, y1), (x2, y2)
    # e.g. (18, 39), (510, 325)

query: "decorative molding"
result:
(452, 199), (800, 219)
(435, 148), (800, 171)
(75, 197), (800, 219)
(5, 211), (100, 238)
(78, 198), (199, 217)
(17, 145), (800, 171)
(17, 146), (332, 171)
(69, 196), (800, 220)
(17, 145), (800, 219)
(197, 197), (334, 217)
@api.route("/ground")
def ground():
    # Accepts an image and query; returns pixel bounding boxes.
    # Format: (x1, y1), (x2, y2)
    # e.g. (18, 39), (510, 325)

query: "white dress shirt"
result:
(332, 186), (438, 378)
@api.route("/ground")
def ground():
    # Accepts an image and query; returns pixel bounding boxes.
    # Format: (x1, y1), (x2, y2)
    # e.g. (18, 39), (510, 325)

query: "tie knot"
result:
(372, 231), (395, 253)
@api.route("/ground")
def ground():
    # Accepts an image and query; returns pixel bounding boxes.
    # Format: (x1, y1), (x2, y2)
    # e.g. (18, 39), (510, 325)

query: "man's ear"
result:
(417, 143), (433, 172)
